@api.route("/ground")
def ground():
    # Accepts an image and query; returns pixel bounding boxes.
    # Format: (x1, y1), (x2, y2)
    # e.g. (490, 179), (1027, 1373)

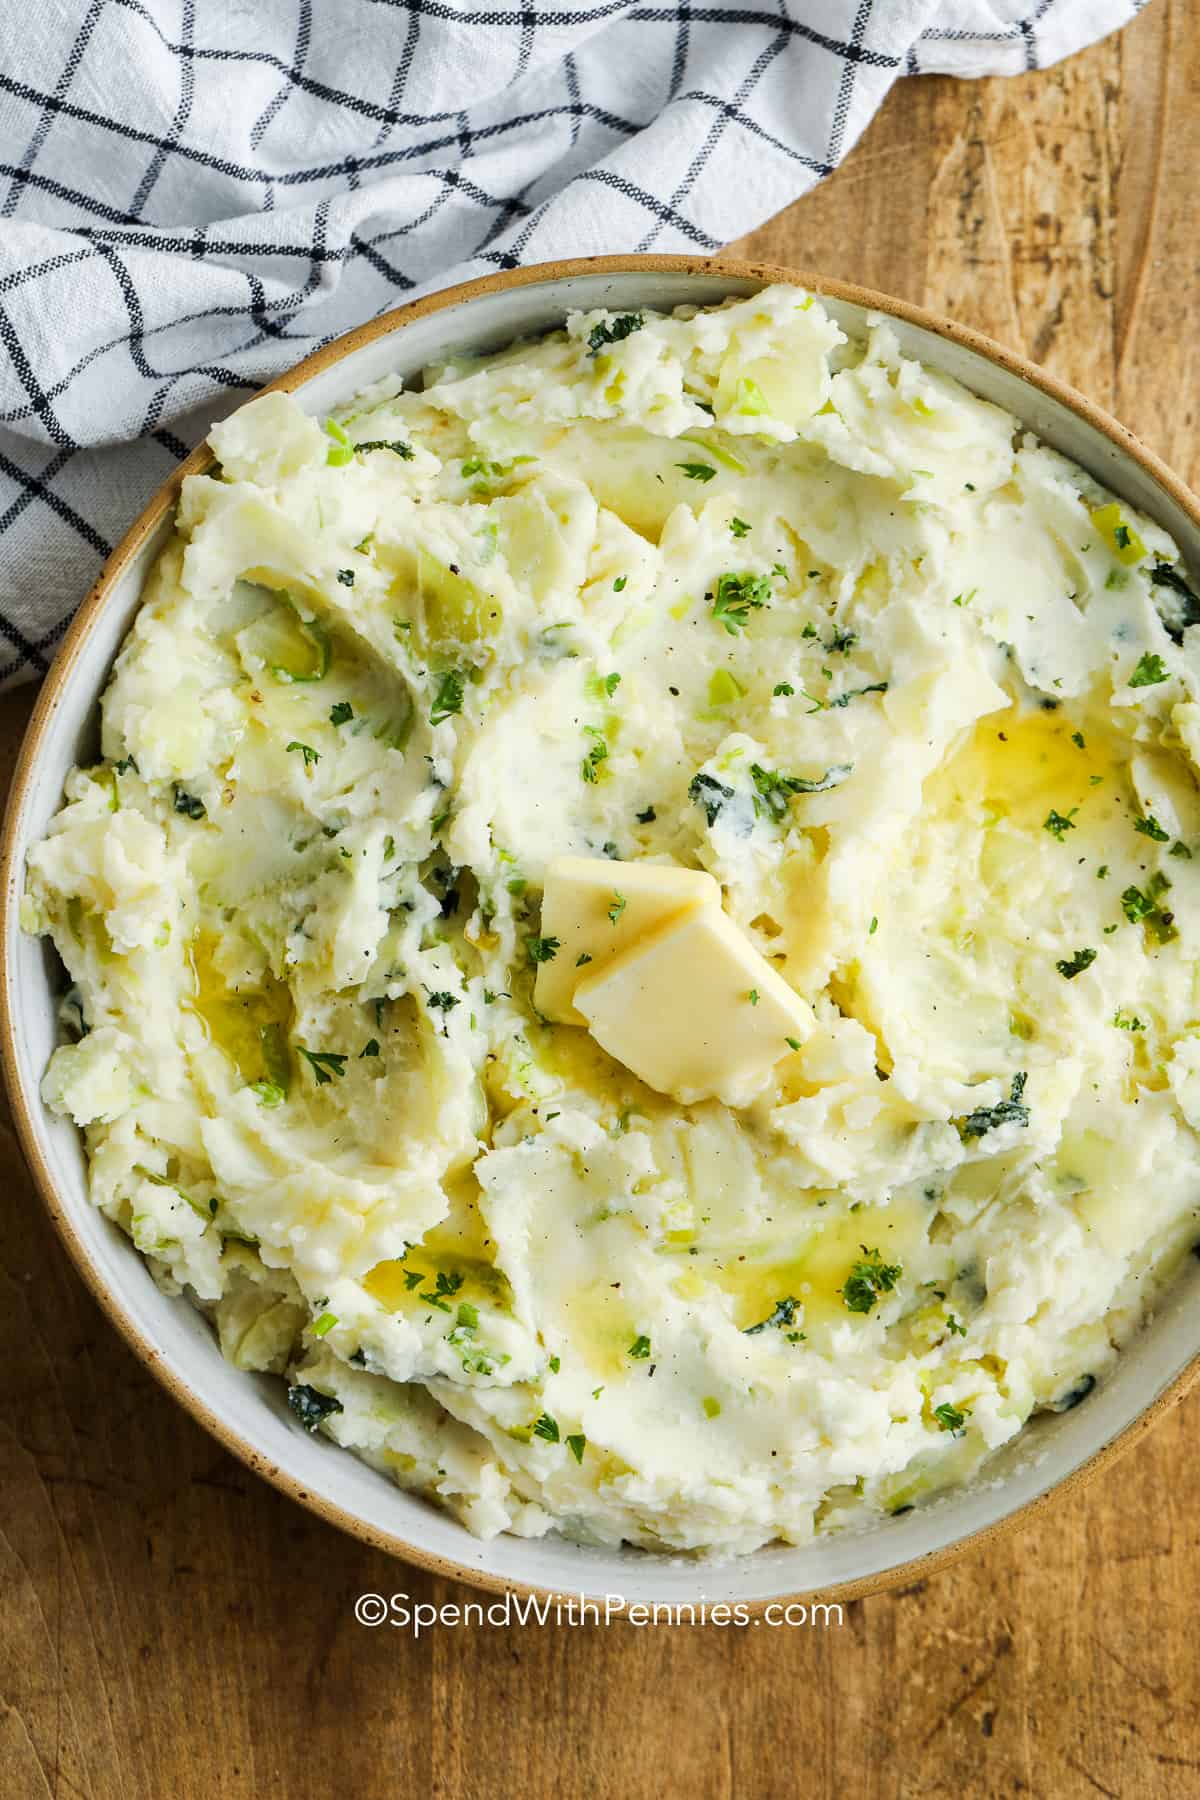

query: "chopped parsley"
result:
(1134, 813), (1170, 842)
(636, 804), (657, 823)
(581, 728), (608, 783)
(526, 935), (560, 965)
(933, 1402), (970, 1436)
(945, 1313), (967, 1338)
(711, 571), (772, 635)
(566, 1433), (587, 1464)
(287, 1384), (344, 1432)
(773, 682), (794, 697)
(586, 312), (644, 357)
(336, 568), (355, 587)
(628, 1335), (652, 1359)
(1122, 889), (1158, 928)
(1043, 808), (1078, 840)
(1129, 652), (1170, 688)
(607, 892), (626, 926)
(676, 461), (717, 483)
(427, 990), (461, 1014)
(297, 1046), (348, 1084)
(287, 740), (320, 768)
(1114, 1009), (1145, 1031)
(1056, 947), (1097, 980)
(418, 1271), (465, 1312)
(532, 1412), (560, 1443)
(359, 1038), (381, 1058)
(329, 700), (354, 726)
(841, 1248), (903, 1315)
(747, 989), (759, 1006)
(430, 669), (465, 725)
(730, 516), (751, 538)
(959, 1071), (1030, 1139)
(575, 952), (593, 967)
(784, 1036), (803, 1052)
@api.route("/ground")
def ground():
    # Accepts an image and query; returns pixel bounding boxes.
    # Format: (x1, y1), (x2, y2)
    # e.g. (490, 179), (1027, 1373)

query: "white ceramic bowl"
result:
(5, 256), (1200, 1609)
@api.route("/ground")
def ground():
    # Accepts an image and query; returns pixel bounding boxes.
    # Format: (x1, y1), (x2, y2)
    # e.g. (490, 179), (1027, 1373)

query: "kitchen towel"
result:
(0, 0), (1144, 683)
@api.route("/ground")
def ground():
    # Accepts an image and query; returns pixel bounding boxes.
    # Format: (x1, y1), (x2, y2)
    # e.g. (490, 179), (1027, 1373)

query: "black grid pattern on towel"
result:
(0, 0), (1142, 683)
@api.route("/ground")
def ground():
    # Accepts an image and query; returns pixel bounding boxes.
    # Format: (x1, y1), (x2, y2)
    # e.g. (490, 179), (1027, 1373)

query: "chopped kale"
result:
(172, 785), (206, 820)
(353, 438), (414, 459)
(743, 1297), (800, 1336)
(828, 682), (888, 709)
(1051, 1373), (1097, 1412)
(1150, 562), (1200, 643)
(287, 1384), (344, 1432)
(749, 760), (853, 821)
(959, 1071), (1030, 1139)
(586, 312), (644, 357)
(688, 771), (735, 827)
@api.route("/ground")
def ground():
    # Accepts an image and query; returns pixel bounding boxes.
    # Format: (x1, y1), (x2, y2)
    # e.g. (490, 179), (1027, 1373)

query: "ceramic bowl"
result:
(4, 256), (1200, 1609)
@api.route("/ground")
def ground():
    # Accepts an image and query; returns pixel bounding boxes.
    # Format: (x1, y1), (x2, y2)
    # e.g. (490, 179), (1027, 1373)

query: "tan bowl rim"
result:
(4, 251), (1200, 1611)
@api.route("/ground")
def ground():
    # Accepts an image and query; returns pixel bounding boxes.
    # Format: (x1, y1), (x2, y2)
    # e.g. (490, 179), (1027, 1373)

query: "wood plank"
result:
(3, 7), (1199, 1792)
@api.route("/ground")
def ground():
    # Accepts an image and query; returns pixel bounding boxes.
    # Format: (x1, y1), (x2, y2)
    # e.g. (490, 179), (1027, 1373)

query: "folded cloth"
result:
(0, 0), (1142, 683)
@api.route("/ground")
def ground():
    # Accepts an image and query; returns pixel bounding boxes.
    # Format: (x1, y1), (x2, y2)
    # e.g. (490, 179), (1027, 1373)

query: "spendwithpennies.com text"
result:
(353, 1591), (844, 1635)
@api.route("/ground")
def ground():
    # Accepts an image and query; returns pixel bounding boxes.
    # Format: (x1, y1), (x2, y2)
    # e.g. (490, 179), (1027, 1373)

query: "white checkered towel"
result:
(0, 0), (1142, 683)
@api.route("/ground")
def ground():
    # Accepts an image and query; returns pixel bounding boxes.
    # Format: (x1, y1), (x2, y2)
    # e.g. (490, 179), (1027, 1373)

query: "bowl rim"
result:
(5, 250), (1200, 1608)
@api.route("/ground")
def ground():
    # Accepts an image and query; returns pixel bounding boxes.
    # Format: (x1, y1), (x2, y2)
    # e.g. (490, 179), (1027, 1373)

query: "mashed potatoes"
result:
(23, 286), (1200, 1553)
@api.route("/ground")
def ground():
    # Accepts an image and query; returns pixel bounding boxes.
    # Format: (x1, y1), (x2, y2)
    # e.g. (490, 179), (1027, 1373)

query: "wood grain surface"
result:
(4, 5), (1199, 1794)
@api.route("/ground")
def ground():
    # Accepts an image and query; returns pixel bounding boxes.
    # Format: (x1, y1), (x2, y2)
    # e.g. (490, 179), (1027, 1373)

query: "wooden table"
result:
(4, 6), (1198, 1793)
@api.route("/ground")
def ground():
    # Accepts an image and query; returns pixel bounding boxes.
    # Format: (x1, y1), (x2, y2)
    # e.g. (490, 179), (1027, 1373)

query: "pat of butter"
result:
(534, 855), (719, 1025)
(573, 905), (814, 1105)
